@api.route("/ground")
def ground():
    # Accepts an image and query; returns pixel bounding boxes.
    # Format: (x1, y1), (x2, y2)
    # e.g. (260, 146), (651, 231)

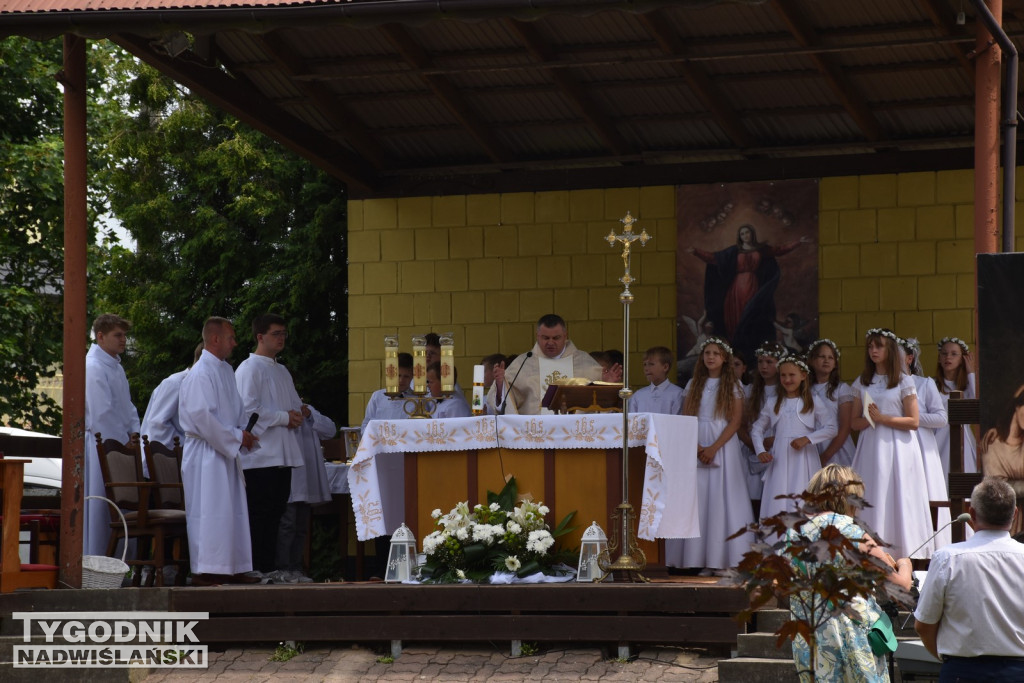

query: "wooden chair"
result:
(95, 435), (188, 587)
(142, 436), (189, 585)
(0, 459), (58, 592)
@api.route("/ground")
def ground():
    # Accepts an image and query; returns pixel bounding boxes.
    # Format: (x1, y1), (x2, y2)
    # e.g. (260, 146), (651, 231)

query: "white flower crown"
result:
(754, 343), (786, 359)
(808, 338), (840, 360)
(701, 337), (733, 356)
(778, 356), (810, 374)
(865, 328), (900, 344)
(938, 336), (969, 352)
(901, 336), (921, 354)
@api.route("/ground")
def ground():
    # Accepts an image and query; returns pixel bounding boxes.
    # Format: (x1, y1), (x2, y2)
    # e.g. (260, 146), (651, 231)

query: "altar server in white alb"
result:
(361, 352), (414, 431)
(630, 346), (684, 415)
(179, 317), (260, 585)
(277, 401), (336, 583)
(427, 362), (472, 419)
(139, 342), (204, 477)
(234, 313), (306, 579)
(488, 313), (622, 415)
(84, 314), (141, 556)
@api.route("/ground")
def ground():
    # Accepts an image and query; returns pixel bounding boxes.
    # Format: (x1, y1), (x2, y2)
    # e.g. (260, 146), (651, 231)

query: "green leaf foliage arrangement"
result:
(93, 57), (349, 421)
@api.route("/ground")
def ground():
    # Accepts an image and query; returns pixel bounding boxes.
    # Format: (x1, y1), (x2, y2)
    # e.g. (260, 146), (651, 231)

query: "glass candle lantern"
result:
(576, 521), (609, 582)
(411, 335), (427, 394)
(439, 333), (455, 394)
(384, 335), (399, 394)
(384, 523), (419, 583)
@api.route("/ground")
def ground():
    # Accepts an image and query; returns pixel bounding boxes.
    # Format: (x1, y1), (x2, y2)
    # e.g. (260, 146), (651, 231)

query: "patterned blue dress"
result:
(788, 513), (889, 683)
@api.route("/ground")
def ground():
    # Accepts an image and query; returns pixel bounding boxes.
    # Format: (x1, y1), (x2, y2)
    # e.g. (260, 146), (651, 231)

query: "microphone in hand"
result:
(244, 413), (259, 433)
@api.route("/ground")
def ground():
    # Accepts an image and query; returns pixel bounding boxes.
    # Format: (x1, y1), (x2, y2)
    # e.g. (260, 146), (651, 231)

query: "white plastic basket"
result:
(82, 495), (130, 589)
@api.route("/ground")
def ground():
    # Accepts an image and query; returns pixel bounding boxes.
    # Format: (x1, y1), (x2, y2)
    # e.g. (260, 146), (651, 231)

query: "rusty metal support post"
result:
(60, 33), (88, 588)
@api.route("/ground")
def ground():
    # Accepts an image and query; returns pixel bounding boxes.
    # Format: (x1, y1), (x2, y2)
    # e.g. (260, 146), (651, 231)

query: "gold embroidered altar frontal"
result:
(348, 414), (700, 558)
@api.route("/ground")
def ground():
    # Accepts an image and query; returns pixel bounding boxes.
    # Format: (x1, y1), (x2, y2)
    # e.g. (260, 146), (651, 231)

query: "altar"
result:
(348, 413), (699, 561)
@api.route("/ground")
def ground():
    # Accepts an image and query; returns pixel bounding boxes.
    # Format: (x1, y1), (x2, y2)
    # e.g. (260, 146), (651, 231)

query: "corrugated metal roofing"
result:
(2, 0), (1022, 195)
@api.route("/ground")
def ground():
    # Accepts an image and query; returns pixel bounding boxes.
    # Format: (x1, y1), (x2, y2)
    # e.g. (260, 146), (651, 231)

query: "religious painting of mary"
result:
(676, 180), (818, 379)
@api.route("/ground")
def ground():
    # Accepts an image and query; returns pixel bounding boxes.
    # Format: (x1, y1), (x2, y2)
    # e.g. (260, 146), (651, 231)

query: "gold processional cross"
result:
(605, 211), (651, 297)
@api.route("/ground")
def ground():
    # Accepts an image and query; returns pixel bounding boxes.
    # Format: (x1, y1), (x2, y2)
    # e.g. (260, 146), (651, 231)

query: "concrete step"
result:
(718, 656), (801, 683)
(736, 632), (791, 659)
(753, 608), (791, 633)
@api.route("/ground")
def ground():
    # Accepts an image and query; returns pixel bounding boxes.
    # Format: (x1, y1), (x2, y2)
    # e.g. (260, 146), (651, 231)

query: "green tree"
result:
(94, 59), (348, 422)
(0, 37), (121, 431)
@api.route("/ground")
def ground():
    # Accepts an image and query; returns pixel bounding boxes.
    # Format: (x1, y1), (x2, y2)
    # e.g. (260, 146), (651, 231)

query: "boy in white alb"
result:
(630, 346), (684, 415)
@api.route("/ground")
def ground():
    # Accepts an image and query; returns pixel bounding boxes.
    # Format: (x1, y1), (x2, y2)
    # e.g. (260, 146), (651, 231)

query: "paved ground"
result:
(141, 643), (723, 682)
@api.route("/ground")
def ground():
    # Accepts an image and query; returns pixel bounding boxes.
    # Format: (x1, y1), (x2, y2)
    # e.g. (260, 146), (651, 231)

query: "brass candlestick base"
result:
(597, 501), (648, 583)
(387, 391), (448, 418)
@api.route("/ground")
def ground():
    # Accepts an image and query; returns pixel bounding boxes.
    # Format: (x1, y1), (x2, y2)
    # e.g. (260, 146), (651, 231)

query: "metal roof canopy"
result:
(4, 0), (1022, 198)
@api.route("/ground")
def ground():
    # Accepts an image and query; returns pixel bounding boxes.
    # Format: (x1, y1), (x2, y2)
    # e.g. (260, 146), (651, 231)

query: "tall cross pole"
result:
(598, 211), (651, 582)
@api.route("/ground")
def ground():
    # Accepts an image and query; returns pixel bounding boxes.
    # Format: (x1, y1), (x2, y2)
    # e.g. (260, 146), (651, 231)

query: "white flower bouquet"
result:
(419, 477), (577, 583)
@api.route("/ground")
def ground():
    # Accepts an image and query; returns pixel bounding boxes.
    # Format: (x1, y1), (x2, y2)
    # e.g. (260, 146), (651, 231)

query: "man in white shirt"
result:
(914, 478), (1024, 681)
(84, 314), (141, 556)
(179, 317), (260, 585)
(488, 314), (622, 415)
(139, 342), (204, 477)
(234, 313), (306, 580)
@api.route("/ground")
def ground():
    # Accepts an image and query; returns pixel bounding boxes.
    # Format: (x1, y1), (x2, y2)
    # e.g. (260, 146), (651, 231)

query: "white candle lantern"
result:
(576, 521), (609, 582)
(384, 523), (419, 583)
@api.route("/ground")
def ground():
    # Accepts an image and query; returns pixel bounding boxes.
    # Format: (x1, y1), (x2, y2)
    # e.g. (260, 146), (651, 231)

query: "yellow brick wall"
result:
(347, 171), (981, 425)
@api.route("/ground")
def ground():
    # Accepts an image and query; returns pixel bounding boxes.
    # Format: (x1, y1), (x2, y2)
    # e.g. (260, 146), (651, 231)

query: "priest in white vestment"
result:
(84, 314), (141, 556)
(487, 313), (622, 415)
(179, 317), (260, 583)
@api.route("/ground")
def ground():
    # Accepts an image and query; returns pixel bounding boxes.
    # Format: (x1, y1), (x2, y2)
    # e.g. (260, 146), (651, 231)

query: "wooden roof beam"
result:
(113, 33), (377, 194)
(254, 32), (390, 170)
(637, 10), (753, 150)
(770, 0), (885, 142)
(379, 23), (511, 164)
(506, 19), (633, 156)
(917, 0), (977, 86)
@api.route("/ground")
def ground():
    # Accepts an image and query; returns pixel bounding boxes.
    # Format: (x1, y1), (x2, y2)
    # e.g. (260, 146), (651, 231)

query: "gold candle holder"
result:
(384, 335), (399, 394)
(412, 335), (427, 394)
(440, 332), (455, 394)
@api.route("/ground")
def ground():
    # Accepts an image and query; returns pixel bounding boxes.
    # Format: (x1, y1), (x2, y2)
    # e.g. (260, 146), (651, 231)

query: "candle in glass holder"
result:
(439, 332), (455, 394)
(472, 364), (485, 415)
(384, 335), (399, 394)
(411, 335), (427, 394)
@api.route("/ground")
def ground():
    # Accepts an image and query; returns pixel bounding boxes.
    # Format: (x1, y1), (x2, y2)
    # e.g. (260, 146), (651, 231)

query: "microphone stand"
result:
(497, 352), (531, 415)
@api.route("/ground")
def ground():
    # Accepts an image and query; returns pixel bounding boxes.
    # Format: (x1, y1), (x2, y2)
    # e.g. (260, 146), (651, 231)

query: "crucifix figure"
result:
(605, 211), (651, 295)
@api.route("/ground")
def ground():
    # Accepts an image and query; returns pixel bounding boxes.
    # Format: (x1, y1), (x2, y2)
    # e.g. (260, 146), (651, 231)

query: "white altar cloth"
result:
(348, 413), (699, 542)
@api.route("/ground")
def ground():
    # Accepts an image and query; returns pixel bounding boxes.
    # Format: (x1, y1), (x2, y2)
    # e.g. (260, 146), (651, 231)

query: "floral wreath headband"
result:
(700, 336), (733, 356)
(900, 337), (921, 355)
(938, 336), (969, 353)
(754, 343), (787, 359)
(808, 338), (840, 360)
(778, 356), (810, 374)
(865, 328), (900, 344)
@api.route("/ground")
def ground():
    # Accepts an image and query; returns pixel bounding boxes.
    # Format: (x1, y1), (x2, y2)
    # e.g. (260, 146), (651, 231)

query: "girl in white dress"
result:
(666, 337), (753, 573)
(850, 328), (934, 559)
(740, 342), (786, 510)
(933, 336), (977, 476)
(901, 337), (951, 550)
(751, 356), (836, 521)
(807, 338), (856, 467)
